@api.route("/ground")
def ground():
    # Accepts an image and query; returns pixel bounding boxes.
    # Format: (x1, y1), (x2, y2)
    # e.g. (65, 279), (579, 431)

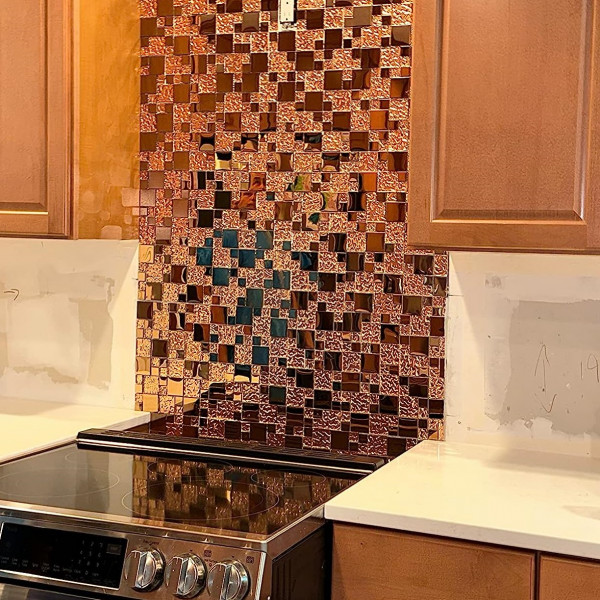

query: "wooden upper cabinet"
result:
(539, 555), (600, 600)
(408, 0), (600, 252)
(0, 0), (71, 237)
(332, 524), (535, 600)
(0, 0), (139, 239)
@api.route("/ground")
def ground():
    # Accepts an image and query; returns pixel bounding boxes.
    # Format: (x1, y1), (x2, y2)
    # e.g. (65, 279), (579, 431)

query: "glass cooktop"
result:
(0, 444), (356, 539)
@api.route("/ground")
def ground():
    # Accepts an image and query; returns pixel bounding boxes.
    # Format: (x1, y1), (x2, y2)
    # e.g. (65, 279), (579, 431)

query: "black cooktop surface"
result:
(0, 444), (357, 539)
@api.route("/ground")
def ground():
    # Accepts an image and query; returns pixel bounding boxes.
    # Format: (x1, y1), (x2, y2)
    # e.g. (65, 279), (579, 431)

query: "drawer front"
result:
(332, 524), (534, 600)
(540, 555), (600, 600)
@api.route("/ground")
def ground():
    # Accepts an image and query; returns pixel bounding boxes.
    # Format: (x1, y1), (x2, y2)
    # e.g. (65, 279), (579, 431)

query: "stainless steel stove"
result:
(0, 430), (383, 600)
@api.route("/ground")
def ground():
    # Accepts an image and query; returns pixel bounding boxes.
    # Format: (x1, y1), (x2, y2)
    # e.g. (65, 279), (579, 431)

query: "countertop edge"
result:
(324, 440), (600, 562)
(324, 506), (600, 561)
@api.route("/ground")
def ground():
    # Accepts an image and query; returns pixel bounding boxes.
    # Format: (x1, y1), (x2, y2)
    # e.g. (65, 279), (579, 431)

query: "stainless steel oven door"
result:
(0, 584), (91, 600)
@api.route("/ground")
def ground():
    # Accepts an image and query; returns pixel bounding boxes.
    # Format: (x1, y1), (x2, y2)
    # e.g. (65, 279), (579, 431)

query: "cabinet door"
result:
(0, 0), (71, 237)
(540, 555), (600, 600)
(331, 524), (535, 600)
(408, 0), (600, 252)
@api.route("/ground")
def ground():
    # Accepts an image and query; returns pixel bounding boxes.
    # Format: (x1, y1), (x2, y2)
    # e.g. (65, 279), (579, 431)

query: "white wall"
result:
(446, 251), (600, 457)
(0, 239), (138, 409)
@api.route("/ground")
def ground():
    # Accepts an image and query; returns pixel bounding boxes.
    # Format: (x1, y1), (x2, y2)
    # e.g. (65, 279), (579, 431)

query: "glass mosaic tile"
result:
(137, 0), (447, 457)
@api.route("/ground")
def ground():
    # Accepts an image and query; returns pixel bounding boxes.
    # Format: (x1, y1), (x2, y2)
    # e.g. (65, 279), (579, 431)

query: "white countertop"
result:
(0, 397), (149, 464)
(326, 440), (600, 560)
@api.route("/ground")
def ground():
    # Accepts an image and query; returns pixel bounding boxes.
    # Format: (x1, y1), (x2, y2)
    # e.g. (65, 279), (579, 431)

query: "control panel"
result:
(0, 523), (127, 588)
(0, 521), (265, 600)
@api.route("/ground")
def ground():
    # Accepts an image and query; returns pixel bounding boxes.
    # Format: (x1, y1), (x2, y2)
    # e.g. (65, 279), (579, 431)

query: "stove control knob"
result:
(165, 554), (207, 598)
(207, 561), (250, 600)
(125, 548), (165, 592)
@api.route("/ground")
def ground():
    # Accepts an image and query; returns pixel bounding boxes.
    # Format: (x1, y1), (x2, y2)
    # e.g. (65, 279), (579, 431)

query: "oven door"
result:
(0, 584), (94, 600)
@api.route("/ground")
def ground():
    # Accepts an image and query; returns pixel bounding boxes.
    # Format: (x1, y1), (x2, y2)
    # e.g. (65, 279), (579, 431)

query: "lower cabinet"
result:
(332, 524), (535, 600)
(539, 556), (600, 600)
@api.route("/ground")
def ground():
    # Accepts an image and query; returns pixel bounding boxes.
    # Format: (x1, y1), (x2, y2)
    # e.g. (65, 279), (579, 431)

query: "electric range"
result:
(0, 430), (383, 600)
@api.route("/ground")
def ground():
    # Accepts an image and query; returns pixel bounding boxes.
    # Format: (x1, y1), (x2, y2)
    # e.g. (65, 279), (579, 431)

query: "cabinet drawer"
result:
(332, 524), (534, 600)
(540, 555), (600, 600)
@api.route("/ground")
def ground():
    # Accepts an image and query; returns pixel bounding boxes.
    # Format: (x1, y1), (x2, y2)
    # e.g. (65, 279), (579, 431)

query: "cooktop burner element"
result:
(0, 430), (385, 600)
(0, 468), (120, 499)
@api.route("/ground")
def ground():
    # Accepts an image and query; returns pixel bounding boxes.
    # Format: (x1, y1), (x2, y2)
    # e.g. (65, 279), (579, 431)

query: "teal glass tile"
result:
(239, 250), (256, 267)
(196, 247), (213, 266)
(256, 231), (273, 249)
(213, 268), (230, 285)
(222, 229), (239, 247)
(273, 270), (290, 289)
(236, 306), (252, 325)
(252, 346), (269, 365)
(246, 288), (264, 307)
(270, 318), (287, 337)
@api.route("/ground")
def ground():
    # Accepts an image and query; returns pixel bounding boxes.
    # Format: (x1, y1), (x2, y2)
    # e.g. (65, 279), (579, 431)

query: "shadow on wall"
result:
(0, 239), (138, 409)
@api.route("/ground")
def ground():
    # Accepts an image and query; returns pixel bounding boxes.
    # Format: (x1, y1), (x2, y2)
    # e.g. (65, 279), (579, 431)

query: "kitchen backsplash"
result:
(136, 0), (447, 456)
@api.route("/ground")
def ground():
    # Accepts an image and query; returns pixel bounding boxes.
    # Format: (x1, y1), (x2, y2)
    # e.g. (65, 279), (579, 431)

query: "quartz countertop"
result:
(325, 440), (600, 560)
(0, 397), (149, 464)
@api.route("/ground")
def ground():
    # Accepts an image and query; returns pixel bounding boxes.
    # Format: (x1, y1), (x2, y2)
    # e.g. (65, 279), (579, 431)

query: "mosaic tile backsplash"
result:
(136, 0), (447, 456)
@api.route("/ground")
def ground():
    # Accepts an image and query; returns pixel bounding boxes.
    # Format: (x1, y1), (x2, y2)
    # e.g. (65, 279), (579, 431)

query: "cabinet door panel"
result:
(409, 0), (600, 252)
(540, 555), (600, 600)
(331, 524), (535, 600)
(0, 0), (70, 237)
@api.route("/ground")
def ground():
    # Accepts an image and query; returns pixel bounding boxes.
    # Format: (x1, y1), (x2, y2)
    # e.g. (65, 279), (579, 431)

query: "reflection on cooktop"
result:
(0, 444), (356, 538)
(122, 455), (351, 535)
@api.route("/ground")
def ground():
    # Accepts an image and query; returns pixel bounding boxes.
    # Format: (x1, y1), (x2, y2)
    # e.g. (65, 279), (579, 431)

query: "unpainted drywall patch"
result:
(13, 366), (79, 386)
(0, 271), (116, 390)
(488, 300), (600, 436)
(78, 299), (113, 389)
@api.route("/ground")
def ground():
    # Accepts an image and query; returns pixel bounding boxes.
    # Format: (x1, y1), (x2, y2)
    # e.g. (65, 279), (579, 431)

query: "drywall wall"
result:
(446, 252), (600, 457)
(0, 239), (138, 409)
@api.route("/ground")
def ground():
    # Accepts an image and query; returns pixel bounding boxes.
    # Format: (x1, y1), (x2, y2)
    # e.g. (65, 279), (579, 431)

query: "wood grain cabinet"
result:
(0, 0), (70, 237)
(539, 555), (600, 600)
(0, 0), (139, 239)
(331, 524), (535, 600)
(408, 0), (600, 253)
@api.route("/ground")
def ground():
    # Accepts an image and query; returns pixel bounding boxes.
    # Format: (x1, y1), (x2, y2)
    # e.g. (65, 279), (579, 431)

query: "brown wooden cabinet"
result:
(0, 0), (139, 239)
(539, 555), (600, 600)
(0, 0), (71, 237)
(331, 524), (535, 600)
(408, 0), (600, 253)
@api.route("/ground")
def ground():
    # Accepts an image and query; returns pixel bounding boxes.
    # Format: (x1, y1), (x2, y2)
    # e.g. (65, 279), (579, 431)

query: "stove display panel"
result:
(0, 523), (126, 589)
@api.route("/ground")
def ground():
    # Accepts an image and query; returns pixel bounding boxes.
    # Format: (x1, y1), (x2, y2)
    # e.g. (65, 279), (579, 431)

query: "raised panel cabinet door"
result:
(540, 555), (600, 600)
(0, 0), (71, 237)
(331, 525), (535, 600)
(408, 0), (600, 252)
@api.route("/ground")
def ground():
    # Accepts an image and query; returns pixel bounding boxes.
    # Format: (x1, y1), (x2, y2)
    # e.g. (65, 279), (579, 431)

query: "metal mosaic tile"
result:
(137, 0), (447, 457)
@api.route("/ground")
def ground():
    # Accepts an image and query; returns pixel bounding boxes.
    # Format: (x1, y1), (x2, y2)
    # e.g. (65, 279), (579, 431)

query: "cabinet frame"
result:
(0, 0), (72, 238)
(408, 0), (600, 253)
